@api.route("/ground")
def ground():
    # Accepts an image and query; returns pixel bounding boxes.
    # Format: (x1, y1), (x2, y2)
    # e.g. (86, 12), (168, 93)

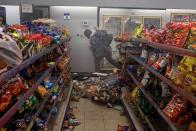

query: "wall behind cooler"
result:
(50, 6), (97, 72)
(0, 5), (20, 24)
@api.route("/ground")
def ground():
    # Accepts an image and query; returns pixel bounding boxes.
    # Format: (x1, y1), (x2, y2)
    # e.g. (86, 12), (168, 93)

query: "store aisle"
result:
(71, 98), (130, 131)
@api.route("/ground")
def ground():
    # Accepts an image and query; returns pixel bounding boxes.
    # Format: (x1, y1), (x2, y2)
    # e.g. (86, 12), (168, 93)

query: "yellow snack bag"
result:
(173, 63), (188, 85)
(183, 72), (196, 95)
(132, 24), (144, 38)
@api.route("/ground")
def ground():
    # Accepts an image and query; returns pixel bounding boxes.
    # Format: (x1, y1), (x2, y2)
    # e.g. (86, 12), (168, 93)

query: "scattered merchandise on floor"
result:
(62, 107), (81, 130)
(71, 72), (123, 108)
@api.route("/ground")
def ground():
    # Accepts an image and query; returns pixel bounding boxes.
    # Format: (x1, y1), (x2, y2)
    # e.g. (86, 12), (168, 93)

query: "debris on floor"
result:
(71, 72), (124, 109)
(63, 72), (131, 131)
(116, 124), (130, 131)
(62, 106), (81, 130)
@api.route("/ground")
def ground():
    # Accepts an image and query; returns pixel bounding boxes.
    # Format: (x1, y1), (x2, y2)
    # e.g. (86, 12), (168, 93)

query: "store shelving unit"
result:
(120, 38), (196, 131)
(131, 38), (196, 58)
(127, 70), (179, 131)
(51, 82), (74, 131)
(134, 102), (156, 131)
(26, 70), (66, 130)
(121, 88), (144, 131)
(0, 38), (71, 84)
(128, 54), (196, 106)
(0, 38), (71, 127)
(45, 61), (72, 127)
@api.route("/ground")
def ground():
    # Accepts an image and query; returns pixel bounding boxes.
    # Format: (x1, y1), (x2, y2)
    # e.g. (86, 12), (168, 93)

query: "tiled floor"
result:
(71, 98), (130, 131)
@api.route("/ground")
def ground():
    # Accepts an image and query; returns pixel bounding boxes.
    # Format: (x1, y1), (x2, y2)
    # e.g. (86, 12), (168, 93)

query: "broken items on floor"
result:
(70, 72), (122, 108)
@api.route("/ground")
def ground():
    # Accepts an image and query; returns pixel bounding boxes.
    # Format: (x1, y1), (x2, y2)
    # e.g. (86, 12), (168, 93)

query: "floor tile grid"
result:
(71, 98), (130, 131)
(84, 100), (106, 130)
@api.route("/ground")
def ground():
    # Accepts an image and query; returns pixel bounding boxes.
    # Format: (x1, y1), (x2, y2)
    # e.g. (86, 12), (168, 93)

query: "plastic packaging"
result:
(152, 54), (168, 71)
(0, 32), (23, 67)
(163, 95), (187, 121)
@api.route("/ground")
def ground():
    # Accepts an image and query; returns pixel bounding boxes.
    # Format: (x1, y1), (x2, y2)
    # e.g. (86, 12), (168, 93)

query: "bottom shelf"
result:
(51, 82), (74, 131)
(121, 88), (144, 131)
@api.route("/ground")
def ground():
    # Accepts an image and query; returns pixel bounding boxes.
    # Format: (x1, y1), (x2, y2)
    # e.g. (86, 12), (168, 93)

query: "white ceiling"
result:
(0, 0), (196, 9)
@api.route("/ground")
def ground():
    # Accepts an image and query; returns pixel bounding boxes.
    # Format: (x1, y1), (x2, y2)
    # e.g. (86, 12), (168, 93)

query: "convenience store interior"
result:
(0, 0), (196, 131)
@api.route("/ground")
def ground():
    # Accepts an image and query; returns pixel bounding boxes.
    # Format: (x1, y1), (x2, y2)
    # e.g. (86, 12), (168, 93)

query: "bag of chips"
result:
(147, 52), (158, 66)
(132, 24), (144, 38)
(173, 63), (188, 86)
(186, 26), (196, 51)
(152, 54), (168, 71)
(163, 94), (187, 121)
(183, 72), (196, 95)
(165, 55), (173, 78)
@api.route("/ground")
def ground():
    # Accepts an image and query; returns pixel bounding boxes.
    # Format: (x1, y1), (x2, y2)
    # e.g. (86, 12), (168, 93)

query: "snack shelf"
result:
(121, 88), (144, 131)
(127, 70), (179, 131)
(51, 82), (73, 131)
(45, 89), (61, 125)
(0, 52), (66, 127)
(26, 71), (65, 130)
(131, 38), (196, 58)
(44, 63), (71, 127)
(128, 54), (196, 106)
(134, 102), (156, 131)
(0, 37), (71, 84)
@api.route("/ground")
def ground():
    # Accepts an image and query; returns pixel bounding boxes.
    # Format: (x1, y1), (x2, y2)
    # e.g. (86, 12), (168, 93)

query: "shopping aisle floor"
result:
(71, 98), (130, 131)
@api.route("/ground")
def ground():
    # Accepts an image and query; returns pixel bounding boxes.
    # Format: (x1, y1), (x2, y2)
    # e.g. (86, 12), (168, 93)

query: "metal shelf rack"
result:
(0, 38), (71, 127)
(0, 38), (71, 84)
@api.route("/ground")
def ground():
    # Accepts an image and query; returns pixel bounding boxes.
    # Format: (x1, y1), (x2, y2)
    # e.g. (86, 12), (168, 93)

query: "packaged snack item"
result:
(131, 87), (139, 98)
(160, 81), (171, 97)
(42, 78), (53, 89)
(114, 32), (132, 42)
(188, 121), (196, 131)
(52, 84), (60, 96)
(164, 22), (190, 48)
(182, 57), (196, 72)
(0, 91), (13, 112)
(152, 54), (168, 71)
(177, 113), (192, 125)
(165, 55), (173, 78)
(163, 94), (187, 121)
(36, 85), (49, 97)
(0, 32), (23, 67)
(132, 24), (144, 38)
(173, 63), (188, 86)
(186, 26), (196, 51)
(147, 52), (158, 66)
(183, 72), (196, 95)
(140, 48), (148, 63)
(116, 124), (129, 131)
(141, 71), (150, 86)
(22, 95), (38, 111)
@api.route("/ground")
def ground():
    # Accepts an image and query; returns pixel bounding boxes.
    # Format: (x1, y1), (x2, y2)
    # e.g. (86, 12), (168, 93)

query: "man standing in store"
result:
(84, 29), (121, 71)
